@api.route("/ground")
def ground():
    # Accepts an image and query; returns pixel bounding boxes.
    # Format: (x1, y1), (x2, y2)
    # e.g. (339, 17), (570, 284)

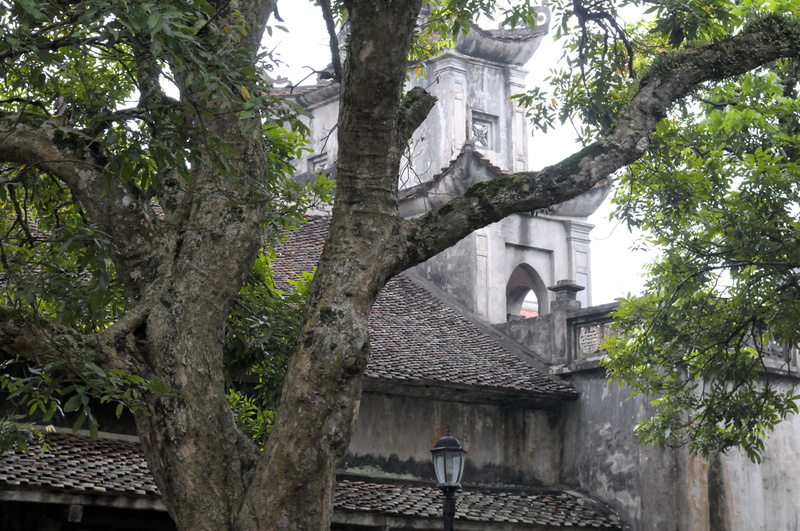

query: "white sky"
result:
(266, 3), (654, 305)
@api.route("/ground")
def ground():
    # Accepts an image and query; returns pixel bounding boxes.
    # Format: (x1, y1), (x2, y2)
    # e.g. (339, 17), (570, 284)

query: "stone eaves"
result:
(397, 142), (506, 218)
(453, 13), (551, 66)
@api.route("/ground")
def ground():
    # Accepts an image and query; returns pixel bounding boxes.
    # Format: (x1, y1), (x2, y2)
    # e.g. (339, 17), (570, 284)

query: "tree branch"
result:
(0, 35), (104, 61)
(0, 305), (144, 376)
(129, 51), (191, 217)
(0, 112), (161, 298)
(80, 107), (150, 138)
(397, 87), (437, 148)
(317, 0), (343, 83)
(399, 13), (800, 271)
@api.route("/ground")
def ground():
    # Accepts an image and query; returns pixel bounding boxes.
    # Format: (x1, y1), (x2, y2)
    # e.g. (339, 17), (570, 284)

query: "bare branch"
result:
(0, 36), (104, 61)
(318, 0), (343, 83)
(0, 98), (50, 114)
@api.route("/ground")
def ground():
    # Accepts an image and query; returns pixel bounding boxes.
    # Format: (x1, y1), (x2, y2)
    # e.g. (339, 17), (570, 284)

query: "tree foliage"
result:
(0, 0), (325, 444)
(603, 54), (800, 461)
(502, 0), (800, 462)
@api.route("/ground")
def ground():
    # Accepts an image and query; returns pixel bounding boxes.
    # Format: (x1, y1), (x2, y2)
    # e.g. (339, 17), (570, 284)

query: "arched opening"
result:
(505, 264), (548, 321)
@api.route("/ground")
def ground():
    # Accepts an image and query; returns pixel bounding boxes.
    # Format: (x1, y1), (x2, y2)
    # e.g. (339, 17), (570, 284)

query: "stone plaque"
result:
(579, 325), (601, 356)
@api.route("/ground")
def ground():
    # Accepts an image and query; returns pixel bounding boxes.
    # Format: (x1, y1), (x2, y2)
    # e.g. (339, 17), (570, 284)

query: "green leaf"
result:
(72, 412), (86, 433)
(63, 394), (82, 413)
(148, 12), (163, 35)
(16, 0), (48, 22)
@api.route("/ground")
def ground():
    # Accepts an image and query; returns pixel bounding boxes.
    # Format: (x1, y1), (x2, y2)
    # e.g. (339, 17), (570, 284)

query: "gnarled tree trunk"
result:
(239, 1), (425, 528)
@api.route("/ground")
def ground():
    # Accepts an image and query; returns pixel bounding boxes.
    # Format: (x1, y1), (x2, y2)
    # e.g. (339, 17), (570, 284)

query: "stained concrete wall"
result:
(411, 233), (479, 316)
(290, 85), (340, 175)
(559, 369), (800, 531)
(343, 391), (563, 487)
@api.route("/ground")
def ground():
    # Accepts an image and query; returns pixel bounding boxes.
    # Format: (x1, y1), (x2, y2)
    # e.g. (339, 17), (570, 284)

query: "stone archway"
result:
(506, 263), (548, 320)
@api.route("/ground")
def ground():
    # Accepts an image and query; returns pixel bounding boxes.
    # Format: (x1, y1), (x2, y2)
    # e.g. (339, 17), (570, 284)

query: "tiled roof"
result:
(336, 479), (621, 529)
(0, 432), (158, 497)
(368, 275), (575, 397)
(272, 217), (575, 398)
(0, 434), (620, 529)
(272, 215), (330, 290)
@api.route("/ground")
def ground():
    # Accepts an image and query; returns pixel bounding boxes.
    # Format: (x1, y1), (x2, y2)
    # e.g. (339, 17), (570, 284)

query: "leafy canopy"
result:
(0, 0), (330, 447)
(604, 56), (800, 462)
(2, 0), (800, 461)
(513, 0), (800, 461)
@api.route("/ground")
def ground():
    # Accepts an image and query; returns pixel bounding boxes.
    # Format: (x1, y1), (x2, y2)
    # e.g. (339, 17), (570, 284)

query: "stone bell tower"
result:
(400, 8), (552, 186)
(401, 8), (608, 323)
(286, 6), (608, 322)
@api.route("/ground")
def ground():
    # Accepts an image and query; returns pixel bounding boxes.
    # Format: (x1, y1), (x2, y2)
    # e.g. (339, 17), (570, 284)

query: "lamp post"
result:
(431, 430), (466, 531)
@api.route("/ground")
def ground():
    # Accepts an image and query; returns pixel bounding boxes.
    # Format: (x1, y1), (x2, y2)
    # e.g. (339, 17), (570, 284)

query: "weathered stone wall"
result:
(342, 391), (563, 487)
(290, 85), (340, 176)
(559, 368), (800, 531)
(414, 213), (595, 324)
(403, 52), (531, 185)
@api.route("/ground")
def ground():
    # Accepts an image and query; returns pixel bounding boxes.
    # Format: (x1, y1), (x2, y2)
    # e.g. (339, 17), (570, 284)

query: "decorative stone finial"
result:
(548, 280), (585, 300)
(548, 280), (585, 310)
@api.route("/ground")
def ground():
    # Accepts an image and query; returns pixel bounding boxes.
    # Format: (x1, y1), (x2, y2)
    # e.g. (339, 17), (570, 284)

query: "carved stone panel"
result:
(471, 111), (498, 151)
(578, 325), (602, 357)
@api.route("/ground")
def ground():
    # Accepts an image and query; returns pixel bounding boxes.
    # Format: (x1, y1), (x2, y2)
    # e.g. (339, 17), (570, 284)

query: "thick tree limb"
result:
(210, 0), (278, 52)
(399, 13), (800, 272)
(0, 305), (144, 375)
(0, 112), (160, 298)
(239, 1), (426, 529)
(2, 2), (276, 530)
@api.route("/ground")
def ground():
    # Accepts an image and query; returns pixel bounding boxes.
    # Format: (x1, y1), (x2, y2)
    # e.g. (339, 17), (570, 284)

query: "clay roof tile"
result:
(0, 434), (620, 529)
(272, 216), (575, 398)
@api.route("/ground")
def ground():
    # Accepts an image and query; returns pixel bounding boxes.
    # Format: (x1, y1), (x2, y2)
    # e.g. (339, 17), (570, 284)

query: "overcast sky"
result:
(266, 3), (654, 305)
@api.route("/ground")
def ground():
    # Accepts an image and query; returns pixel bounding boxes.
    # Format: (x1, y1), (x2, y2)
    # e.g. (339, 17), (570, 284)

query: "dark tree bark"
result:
(238, 1), (425, 527)
(1, 2), (799, 530)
